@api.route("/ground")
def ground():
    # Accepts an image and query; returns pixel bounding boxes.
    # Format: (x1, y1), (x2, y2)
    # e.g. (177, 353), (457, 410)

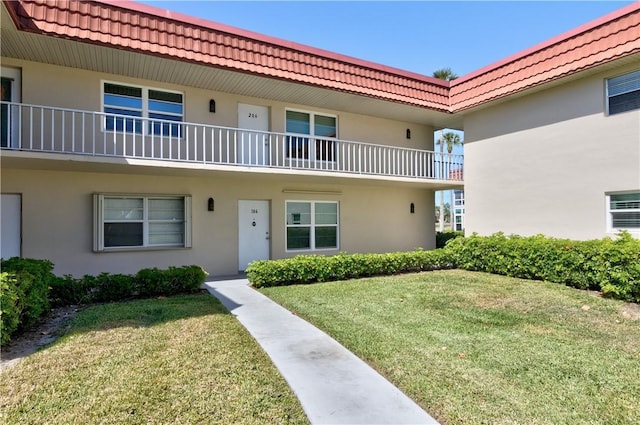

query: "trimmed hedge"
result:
(1, 272), (20, 345)
(136, 266), (207, 298)
(247, 249), (454, 287)
(247, 232), (639, 303)
(446, 232), (640, 302)
(2, 261), (208, 344)
(49, 265), (208, 307)
(0, 258), (56, 345)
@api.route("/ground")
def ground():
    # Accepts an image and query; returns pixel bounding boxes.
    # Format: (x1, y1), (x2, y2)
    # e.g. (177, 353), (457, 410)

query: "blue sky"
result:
(139, 1), (635, 77)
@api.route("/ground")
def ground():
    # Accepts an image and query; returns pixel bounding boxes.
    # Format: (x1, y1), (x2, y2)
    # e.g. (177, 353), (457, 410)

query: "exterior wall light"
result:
(208, 197), (215, 211)
(410, 202), (415, 214)
(406, 129), (411, 139)
(209, 99), (216, 113)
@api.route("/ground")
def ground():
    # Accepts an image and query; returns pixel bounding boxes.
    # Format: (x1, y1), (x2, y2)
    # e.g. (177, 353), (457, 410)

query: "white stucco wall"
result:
(463, 64), (640, 240)
(1, 168), (435, 277)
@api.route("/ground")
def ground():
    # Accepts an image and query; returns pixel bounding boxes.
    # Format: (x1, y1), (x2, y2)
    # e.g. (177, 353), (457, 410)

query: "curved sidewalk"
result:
(204, 278), (439, 425)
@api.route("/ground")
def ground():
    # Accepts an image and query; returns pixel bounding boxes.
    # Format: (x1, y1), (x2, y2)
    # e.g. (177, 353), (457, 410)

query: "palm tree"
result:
(432, 67), (458, 81)
(438, 131), (463, 156)
(436, 131), (463, 231)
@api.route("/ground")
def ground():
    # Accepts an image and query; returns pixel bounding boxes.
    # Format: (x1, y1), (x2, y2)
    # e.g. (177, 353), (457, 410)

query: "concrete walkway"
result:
(204, 278), (439, 425)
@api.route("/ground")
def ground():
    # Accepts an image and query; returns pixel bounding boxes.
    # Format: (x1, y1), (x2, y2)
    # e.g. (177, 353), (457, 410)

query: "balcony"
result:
(0, 102), (463, 183)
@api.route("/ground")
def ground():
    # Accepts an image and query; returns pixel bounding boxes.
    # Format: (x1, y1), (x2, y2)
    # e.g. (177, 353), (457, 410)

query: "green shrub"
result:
(0, 258), (53, 331)
(135, 265), (207, 297)
(0, 272), (21, 345)
(89, 273), (136, 303)
(49, 274), (94, 307)
(0, 259), (208, 343)
(247, 249), (455, 288)
(436, 231), (463, 249)
(445, 232), (640, 302)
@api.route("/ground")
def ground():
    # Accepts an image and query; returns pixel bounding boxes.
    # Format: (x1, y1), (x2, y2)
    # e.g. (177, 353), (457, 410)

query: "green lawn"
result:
(260, 270), (640, 425)
(0, 294), (308, 425)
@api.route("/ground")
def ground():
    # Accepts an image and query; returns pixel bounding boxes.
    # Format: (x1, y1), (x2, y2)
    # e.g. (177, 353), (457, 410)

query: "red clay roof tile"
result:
(3, 0), (639, 113)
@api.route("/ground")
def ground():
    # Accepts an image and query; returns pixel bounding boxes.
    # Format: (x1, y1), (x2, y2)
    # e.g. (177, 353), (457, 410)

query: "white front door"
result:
(1, 67), (21, 148)
(238, 103), (269, 165)
(238, 200), (270, 271)
(1, 194), (21, 259)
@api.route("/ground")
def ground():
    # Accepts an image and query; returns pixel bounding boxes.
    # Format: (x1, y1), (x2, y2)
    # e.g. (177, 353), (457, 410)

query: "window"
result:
(607, 192), (640, 232)
(286, 201), (339, 251)
(606, 70), (640, 115)
(94, 194), (192, 251)
(285, 110), (336, 161)
(103, 82), (183, 137)
(454, 190), (465, 207)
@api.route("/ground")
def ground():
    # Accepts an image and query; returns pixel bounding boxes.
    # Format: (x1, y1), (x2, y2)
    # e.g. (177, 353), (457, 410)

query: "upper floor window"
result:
(606, 70), (640, 115)
(607, 192), (640, 232)
(285, 109), (336, 162)
(103, 82), (183, 137)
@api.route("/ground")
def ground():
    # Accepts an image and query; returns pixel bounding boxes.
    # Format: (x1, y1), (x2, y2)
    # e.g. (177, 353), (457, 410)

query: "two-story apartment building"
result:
(0, 0), (463, 276)
(1, 0), (638, 278)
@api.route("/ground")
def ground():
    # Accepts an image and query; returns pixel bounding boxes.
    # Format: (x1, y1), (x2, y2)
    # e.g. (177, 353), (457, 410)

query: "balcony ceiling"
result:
(0, 5), (462, 130)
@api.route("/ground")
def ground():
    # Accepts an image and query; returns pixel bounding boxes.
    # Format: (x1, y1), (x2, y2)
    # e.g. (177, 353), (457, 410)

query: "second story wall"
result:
(3, 57), (435, 151)
(462, 63), (640, 240)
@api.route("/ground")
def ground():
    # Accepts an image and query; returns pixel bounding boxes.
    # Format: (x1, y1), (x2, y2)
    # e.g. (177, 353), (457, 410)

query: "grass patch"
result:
(260, 270), (640, 424)
(0, 294), (308, 424)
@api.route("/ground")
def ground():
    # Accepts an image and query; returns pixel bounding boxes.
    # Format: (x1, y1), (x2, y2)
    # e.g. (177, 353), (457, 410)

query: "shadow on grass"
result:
(68, 291), (233, 333)
(2, 291), (237, 365)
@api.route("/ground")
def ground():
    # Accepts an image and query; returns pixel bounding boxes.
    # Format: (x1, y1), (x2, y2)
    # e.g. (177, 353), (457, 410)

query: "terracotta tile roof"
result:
(449, 2), (640, 111)
(2, 0), (451, 111)
(448, 168), (464, 181)
(3, 0), (640, 113)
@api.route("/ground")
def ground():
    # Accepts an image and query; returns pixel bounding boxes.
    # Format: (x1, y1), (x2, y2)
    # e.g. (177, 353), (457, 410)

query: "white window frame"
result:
(285, 200), (339, 252)
(93, 193), (192, 251)
(606, 191), (640, 234)
(605, 69), (640, 115)
(285, 108), (338, 163)
(101, 81), (184, 137)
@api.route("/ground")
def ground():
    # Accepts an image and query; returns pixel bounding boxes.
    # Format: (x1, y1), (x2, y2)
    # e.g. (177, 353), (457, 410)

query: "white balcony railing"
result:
(0, 102), (463, 181)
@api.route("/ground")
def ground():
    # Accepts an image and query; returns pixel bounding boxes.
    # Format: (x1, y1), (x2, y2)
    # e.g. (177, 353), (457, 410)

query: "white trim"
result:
(1, 67), (21, 101)
(1, 66), (22, 148)
(605, 69), (640, 116)
(284, 107), (338, 163)
(605, 190), (640, 234)
(285, 200), (339, 252)
(1, 193), (22, 258)
(94, 193), (192, 251)
(100, 80), (184, 135)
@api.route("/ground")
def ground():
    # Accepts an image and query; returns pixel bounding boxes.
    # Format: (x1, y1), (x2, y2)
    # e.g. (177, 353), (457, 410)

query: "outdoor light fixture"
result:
(406, 129), (411, 139)
(410, 203), (415, 214)
(209, 99), (216, 113)
(208, 197), (215, 211)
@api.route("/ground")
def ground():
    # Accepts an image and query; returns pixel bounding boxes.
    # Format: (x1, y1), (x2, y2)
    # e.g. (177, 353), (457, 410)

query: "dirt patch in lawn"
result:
(1, 306), (79, 372)
(621, 302), (640, 320)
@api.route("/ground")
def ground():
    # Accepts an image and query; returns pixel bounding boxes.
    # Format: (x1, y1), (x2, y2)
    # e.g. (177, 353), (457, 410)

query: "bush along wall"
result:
(445, 232), (640, 302)
(247, 232), (639, 303)
(247, 249), (455, 288)
(1, 260), (208, 344)
(0, 258), (55, 344)
(49, 265), (208, 307)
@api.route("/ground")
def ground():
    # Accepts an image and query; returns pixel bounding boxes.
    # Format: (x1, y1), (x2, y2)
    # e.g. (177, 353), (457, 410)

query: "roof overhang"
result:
(2, 0), (639, 126)
(1, 0), (461, 129)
